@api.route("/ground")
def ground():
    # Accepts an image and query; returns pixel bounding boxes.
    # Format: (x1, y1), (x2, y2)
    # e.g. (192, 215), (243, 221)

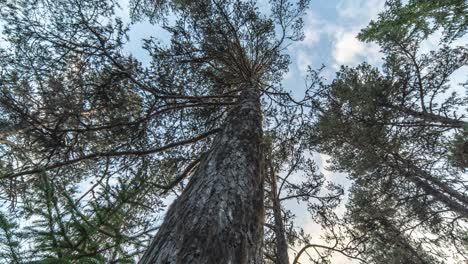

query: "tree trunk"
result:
(377, 217), (428, 264)
(391, 154), (468, 217)
(139, 88), (265, 264)
(268, 164), (290, 264)
(386, 103), (467, 128)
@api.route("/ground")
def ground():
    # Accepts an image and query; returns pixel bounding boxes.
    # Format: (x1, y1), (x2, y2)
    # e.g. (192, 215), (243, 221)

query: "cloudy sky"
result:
(121, 0), (386, 87)
(284, 0), (384, 80)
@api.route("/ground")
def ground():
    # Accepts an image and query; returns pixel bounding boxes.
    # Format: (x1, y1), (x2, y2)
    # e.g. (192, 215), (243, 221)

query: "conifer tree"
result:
(311, 0), (468, 262)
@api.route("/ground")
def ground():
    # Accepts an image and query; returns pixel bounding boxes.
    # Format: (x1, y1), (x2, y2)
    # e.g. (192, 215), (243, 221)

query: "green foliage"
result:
(311, 1), (468, 259)
(448, 125), (468, 169)
(0, 170), (156, 263)
(20, 173), (129, 263)
(345, 185), (445, 264)
(0, 212), (23, 264)
(359, 0), (468, 43)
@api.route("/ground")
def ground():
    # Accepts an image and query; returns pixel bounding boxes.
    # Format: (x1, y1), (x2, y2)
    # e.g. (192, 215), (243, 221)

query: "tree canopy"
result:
(311, 0), (468, 262)
(0, 0), (466, 263)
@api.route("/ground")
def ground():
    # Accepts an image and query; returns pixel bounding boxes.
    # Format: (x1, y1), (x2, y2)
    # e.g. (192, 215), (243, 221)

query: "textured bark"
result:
(268, 162), (289, 264)
(139, 88), (264, 264)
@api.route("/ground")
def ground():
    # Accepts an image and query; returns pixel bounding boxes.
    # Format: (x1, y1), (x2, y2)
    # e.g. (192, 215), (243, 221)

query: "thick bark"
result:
(267, 162), (289, 264)
(139, 88), (265, 264)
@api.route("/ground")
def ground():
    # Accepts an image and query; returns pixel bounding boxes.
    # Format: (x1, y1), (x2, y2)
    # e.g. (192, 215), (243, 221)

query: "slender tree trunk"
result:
(391, 154), (468, 217)
(267, 161), (290, 264)
(387, 104), (466, 128)
(139, 88), (265, 264)
(408, 163), (468, 206)
(410, 176), (468, 217)
(377, 218), (428, 264)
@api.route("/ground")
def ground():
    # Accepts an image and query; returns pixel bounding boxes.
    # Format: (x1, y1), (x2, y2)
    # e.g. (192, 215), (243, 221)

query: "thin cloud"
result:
(336, 0), (385, 23)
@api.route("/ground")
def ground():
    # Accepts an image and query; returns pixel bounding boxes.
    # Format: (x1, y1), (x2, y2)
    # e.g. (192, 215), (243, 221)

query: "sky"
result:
(283, 0), (384, 84)
(280, 2), (384, 261)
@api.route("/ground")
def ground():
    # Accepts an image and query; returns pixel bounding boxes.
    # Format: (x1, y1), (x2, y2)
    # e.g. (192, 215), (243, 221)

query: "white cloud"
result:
(333, 30), (364, 65)
(301, 12), (343, 46)
(301, 13), (325, 47)
(297, 9), (384, 70)
(303, 27), (321, 46)
(419, 29), (468, 54)
(293, 13), (343, 75)
(419, 29), (443, 54)
(332, 29), (382, 68)
(331, 0), (385, 68)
